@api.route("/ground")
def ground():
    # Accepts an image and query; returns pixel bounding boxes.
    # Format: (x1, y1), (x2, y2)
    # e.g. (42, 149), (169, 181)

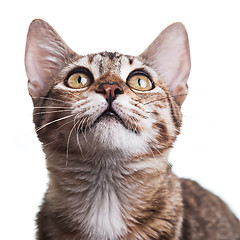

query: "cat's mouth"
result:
(78, 106), (138, 134)
(94, 107), (139, 134)
(95, 107), (124, 125)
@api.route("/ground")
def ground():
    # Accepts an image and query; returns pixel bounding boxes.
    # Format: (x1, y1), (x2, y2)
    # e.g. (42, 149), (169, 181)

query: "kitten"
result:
(25, 19), (240, 240)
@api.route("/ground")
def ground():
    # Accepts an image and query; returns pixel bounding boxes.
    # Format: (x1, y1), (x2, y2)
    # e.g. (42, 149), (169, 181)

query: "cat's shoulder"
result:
(180, 178), (240, 240)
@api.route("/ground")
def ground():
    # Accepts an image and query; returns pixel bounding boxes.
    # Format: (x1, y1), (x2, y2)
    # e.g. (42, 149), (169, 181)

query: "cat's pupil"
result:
(78, 76), (82, 83)
(138, 78), (147, 88)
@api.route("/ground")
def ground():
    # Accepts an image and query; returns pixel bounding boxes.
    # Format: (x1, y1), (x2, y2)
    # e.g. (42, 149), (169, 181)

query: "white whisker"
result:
(76, 119), (83, 154)
(66, 115), (79, 166)
(33, 109), (72, 115)
(46, 146), (61, 161)
(56, 119), (75, 130)
(79, 116), (89, 143)
(34, 106), (72, 109)
(149, 147), (164, 177)
(32, 96), (72, 104)
(42, 139), (59, 147)
(36, 114), (75, 133)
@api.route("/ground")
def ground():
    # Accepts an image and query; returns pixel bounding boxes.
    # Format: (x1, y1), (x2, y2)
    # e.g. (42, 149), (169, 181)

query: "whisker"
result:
(34, 106), (72, 109)
(56, 93), (82, 103)
(143, 94), (188, 105)
(36, 114), (75, 133)
(76, 117), (84, 154)
(84, 117), (92, 141)
(149, 147), (162, 176)
(32, 96), (72, 104)
(33, 109), (72, 115)
(145, 110), (183, 120)
(151, 145), (171, 183)
(46, 146), (62, 161)
(143, 97), (168, 105)
(89, 143), (97, 157)
(79, 116), (90, 144)
(56, 119), (75, 130)
(42, 138), (59, 147)
(66, 115), (80, 166)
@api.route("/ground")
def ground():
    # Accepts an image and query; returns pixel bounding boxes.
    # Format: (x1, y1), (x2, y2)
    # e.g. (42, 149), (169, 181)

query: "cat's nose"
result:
(96, 82), (123, 103)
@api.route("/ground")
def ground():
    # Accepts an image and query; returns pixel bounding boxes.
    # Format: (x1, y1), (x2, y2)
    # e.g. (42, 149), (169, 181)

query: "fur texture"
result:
(25, 19), (240, 240)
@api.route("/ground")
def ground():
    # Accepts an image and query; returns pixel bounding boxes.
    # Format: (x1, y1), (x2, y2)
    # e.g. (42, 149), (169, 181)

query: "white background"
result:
(1, 0), (240, 239)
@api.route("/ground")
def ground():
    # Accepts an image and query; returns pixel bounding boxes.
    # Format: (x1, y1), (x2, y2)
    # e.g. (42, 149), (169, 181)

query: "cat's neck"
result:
(44, 148), (182, 240)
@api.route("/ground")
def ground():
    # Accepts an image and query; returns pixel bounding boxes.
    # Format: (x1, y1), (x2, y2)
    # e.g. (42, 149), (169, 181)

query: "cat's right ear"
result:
(25, 19), (76, 98)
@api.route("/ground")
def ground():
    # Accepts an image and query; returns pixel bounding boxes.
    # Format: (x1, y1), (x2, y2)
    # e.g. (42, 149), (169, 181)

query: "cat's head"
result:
(25, 19), (190, 158)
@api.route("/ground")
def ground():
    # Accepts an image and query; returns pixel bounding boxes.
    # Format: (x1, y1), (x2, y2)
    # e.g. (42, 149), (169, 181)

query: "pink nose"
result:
(96, 83), (123, 103)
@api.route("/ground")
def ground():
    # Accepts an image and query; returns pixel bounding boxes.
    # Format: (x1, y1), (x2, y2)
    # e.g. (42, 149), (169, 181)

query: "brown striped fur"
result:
(25, 19), (240, 240)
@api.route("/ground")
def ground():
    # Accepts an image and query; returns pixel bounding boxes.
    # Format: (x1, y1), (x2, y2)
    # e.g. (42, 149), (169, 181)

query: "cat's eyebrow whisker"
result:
(36, 114), (75, 133)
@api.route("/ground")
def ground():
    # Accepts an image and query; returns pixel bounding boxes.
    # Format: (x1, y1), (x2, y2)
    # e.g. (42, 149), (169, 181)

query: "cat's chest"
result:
(55, 161), (134, 240)
(83, 181), (127, 239)
(47, 152), (162, 239)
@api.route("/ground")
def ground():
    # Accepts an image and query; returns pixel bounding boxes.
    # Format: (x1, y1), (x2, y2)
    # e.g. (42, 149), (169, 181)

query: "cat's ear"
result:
(140, 23), (191, 106)
(25, 19), (76, 98)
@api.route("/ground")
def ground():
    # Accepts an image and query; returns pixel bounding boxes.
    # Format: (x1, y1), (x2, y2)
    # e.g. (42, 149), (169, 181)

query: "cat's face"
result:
(25, 19), (190, 158)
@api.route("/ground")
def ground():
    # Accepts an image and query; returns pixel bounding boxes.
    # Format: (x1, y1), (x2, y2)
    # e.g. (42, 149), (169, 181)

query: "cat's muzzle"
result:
(95, 105), (124, 125)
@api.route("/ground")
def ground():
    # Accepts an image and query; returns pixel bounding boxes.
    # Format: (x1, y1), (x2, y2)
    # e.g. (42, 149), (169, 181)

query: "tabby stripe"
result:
(167, 94), (181, 129)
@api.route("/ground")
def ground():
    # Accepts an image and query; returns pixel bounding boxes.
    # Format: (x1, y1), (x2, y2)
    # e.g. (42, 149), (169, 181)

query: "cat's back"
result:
(180, 178), (240, 240)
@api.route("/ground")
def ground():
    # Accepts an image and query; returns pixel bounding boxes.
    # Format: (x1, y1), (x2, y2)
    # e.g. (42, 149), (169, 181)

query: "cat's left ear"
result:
(140, 23), (191, 106)
(25, 19), (76, 98)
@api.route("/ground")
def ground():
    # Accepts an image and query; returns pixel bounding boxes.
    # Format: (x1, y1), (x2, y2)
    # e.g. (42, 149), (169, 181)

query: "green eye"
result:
(127, 74), (153, 91)
(67, 73), (92, 89)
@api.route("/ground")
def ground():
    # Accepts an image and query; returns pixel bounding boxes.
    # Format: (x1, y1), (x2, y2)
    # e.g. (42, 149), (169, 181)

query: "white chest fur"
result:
(48, 151), (167, 240)
(53, 155), (131, 240)
(85, 182), (127, 239)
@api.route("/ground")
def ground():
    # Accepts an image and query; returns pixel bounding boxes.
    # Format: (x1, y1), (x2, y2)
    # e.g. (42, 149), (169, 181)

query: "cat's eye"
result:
(127, 73), (153, 91)
(66, 72), (92, 89)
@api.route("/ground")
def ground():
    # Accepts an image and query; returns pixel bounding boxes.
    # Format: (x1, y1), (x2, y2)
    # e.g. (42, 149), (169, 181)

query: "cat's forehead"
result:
(61, 51), (153, 81)
(87, 52), (128, 75)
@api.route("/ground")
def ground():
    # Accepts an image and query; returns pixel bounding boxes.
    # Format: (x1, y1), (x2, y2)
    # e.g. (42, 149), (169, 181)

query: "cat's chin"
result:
(86, 116), (148, 154)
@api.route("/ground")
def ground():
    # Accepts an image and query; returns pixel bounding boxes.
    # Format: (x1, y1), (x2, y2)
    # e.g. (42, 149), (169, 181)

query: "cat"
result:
(25, 19), (240, 240)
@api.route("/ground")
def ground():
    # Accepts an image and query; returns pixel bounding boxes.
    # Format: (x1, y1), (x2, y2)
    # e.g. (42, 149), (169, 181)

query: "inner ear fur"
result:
(140, 22), (191, 106)
(25, 19), (77, 98)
